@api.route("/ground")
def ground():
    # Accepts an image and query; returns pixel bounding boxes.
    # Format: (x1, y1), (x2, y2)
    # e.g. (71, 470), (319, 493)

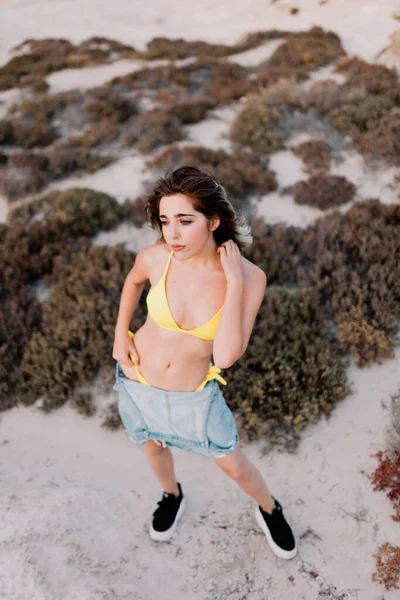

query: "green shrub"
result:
(15, 245), (146, 410)
(3, 188), (127, 291)
(46, 141), (115, 178)
(125, 109), (184, 153)
(328, 95), (394, 136)
(230, 93), (283, 154)
(293, 174), (356, 209)
(224, 289), (350, 440)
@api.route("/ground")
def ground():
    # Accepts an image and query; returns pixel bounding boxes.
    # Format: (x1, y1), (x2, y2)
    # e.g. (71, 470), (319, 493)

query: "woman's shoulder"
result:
(138, 242), (170, 277)
(241, 256), (267, 288)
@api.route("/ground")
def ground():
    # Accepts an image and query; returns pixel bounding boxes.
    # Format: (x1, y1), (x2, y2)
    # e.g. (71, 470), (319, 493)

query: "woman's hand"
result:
(112, 330), (140, 367)
(217, 240), (243, 286)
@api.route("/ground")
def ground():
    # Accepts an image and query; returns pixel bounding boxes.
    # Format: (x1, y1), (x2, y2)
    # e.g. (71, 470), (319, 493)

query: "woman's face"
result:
(159, 193), (218, 259)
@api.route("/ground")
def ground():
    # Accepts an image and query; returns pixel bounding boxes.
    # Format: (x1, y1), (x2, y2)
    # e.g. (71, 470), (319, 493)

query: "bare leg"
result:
(143, 440), (180, 497)
(214, 448), (275, 513)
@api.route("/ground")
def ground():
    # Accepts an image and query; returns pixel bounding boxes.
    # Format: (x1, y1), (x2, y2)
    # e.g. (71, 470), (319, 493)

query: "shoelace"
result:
(153, 492), (179, 517)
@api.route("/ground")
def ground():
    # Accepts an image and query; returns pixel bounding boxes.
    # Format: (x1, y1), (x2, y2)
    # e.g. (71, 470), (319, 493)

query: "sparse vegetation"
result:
(0, 37), (136, 91)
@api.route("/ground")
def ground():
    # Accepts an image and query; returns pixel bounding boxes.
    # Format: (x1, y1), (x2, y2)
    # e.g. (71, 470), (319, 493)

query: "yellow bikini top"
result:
(146, 250), (224, 341)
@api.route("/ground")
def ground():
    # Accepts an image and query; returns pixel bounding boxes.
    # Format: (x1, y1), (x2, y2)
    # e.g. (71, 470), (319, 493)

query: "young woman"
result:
(112, 166), (297, 559)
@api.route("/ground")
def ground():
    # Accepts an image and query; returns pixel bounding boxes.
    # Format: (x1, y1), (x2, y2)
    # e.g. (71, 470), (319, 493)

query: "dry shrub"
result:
(67, 120), (120, 148)
(139, 30), (288, 61)
(0, 120), (14, 144)
(0, 165), (47, 200)
(11, 121), (57, 149)
(129, 196), (148, 227)
(111, 64), (190, 93)
(112, 59), (251, 109)
(303, 79), (366, 115)
(71, 391), (95, 416)
(370, 449), (400, 522)
(0, 290), (42, 411)
(84, 87), (137, 123)
(244, 225), (299, 284)
(125, 109), (184, 153)
(250, 78), (305, 111)
(202, 62), (252, 104)
(230, 93), (283, 154)
(292, 140), (330, 172)
(46, 142), (115, 178)
(0, 37), (136, 91)
(0, 188), (128, 409)
(6, 90), (81, 149)
(2, 188), (125, 292)
(336, 56), (400, 96)
(102, 402), (122, 429)
(329, 95), (394, 137)
(9, 187), (127, 234)
(296, 200), (400, 363)
(372, 543), (400, 591)
(337, 307), (395, 367)
(15, 245), (144, 409)
(169, 99), (216, 124)
(256, 65), (309, 87)
(357, 111), (400, 166)
(153, 85), (188, 106)
(138, 37), (233, 61)
(388, 391), (400, 453)
(223, 289), (349, 441)
(293, 174), (356, 209)
(268, 26), (345, 71)
(148, 145), (277, 200)
(1, 143), (116, 201)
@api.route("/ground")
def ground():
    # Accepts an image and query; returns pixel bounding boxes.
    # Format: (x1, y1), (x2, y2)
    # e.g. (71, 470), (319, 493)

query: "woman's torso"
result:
(121, 243), (228, 391)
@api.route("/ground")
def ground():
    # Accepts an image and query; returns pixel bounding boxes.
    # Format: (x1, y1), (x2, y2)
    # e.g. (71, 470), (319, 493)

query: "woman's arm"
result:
(114, 249), (149, 334)
(113, 246), (152, 365)
(213, 242), (267, 369)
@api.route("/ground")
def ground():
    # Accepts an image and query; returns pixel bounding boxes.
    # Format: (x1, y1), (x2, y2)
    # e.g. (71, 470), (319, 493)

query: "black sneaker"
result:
(149, 482), (185, 542)
(255, 497), (297, 559)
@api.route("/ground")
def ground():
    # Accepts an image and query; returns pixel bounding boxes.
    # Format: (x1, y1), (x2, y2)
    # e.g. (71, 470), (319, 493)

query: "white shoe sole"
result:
(149, 496), (186, 542)
(255, 506), (297, 560)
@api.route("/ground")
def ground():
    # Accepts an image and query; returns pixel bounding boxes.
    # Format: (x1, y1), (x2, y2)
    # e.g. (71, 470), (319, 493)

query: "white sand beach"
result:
(1, 2), (400, 599)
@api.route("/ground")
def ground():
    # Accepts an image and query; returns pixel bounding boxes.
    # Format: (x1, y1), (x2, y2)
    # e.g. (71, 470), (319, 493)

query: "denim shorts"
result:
(113, 362), (239, 458)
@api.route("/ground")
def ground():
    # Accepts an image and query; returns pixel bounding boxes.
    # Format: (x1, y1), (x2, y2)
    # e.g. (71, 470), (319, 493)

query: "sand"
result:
(1, 2), (400, 598)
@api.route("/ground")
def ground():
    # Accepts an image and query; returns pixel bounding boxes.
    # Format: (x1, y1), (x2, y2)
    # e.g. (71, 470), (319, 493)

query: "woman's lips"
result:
(171, 245), (185, 251)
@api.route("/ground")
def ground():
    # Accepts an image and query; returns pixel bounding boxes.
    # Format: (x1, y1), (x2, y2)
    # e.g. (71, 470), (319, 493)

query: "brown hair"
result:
(145, 166), (252, 252)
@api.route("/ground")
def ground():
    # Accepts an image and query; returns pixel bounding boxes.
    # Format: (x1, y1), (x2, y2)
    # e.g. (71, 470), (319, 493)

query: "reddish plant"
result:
(369, 449), (400, 522)
(372, 542), (400, 590)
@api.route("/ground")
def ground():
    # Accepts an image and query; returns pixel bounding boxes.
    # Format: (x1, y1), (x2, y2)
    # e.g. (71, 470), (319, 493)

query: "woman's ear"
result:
(210, 216), (220, 232)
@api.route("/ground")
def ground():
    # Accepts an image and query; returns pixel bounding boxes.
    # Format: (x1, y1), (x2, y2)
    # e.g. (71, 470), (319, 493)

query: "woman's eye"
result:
(160, 221), (192, 226)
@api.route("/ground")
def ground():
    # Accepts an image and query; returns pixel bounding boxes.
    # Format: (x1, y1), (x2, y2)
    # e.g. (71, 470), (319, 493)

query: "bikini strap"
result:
(162, 250), (174, 279)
